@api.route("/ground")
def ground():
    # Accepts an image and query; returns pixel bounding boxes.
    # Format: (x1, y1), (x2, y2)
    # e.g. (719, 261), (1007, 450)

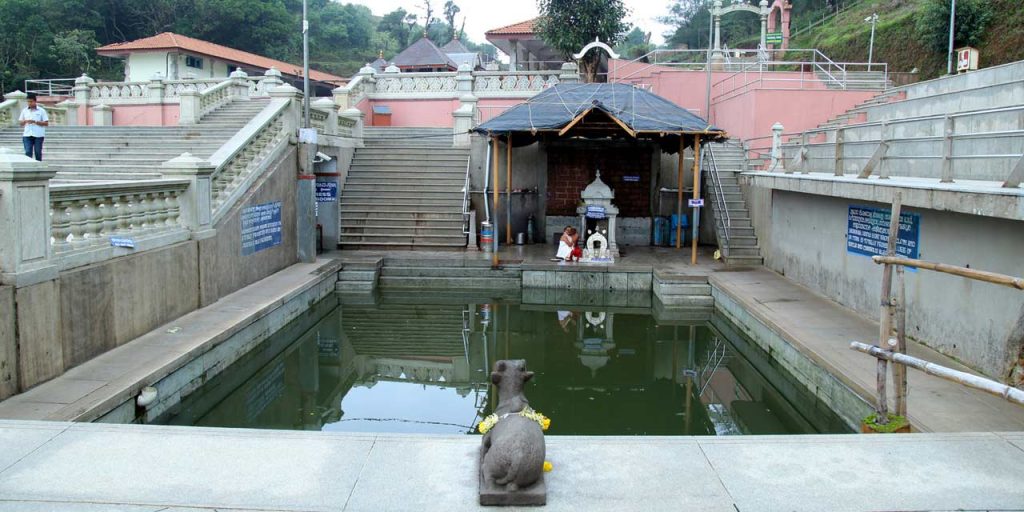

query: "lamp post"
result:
(946, 0), (957, 75)
(865, 13), (878, 71)
(302, 0), (310, 128)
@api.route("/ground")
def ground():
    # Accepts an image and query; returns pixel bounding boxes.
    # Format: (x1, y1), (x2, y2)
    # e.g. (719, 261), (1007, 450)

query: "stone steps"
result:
(340, 139), (468, 249)
(707, 142), (763, 266)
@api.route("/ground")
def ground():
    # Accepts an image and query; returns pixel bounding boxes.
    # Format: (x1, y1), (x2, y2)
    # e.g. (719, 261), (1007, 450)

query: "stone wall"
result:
(743, 184), (1024, 380)
(1, 147), (304, 398)
(198, 148), (299, 305)
(0, 286), (15, 398)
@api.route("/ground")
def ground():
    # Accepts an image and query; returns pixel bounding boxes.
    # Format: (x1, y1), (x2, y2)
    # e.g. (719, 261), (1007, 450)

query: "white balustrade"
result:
(49, 180), (188, 258)
(0, 98), (17, 126)
(197, 80), (233, 118)
(374, 73), (458, 96)
(473, 71), (561, 94)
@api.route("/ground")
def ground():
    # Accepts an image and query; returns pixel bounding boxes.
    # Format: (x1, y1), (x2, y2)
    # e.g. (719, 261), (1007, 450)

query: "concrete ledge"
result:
(709, 268), (1024, 433)
(744, 172), (1024, 221)
(0, 258), (342, 422)
(0, 421), (1022, 511)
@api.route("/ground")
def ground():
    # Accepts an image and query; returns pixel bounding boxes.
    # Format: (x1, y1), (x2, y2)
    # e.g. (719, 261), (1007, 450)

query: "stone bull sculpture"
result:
(479, 359), (547, 506)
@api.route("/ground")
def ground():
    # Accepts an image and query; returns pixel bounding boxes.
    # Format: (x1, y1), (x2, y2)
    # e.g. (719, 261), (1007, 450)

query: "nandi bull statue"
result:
(478, 359), (550, 506)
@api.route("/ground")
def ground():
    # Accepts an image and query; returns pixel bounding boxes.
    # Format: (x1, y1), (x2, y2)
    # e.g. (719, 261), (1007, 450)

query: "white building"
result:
(97, 32), (346, 94)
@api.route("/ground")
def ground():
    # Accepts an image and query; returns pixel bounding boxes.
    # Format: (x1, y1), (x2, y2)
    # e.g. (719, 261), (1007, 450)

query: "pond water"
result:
(162, 291), (850, 435)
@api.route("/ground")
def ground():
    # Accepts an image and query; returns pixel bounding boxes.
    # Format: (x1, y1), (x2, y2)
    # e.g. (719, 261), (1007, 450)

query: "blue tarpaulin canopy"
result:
(473, 83), (726, 151)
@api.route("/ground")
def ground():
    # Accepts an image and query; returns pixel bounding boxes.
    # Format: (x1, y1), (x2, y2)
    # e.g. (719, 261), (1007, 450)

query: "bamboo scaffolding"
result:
(850, 342), (1024, 406)
(873, 193), (902, 423)
(872, 256), (1024, 290)
(491, 137), (499, 268)
(894, 265), (908, 416)
(506, 134), (512, 245)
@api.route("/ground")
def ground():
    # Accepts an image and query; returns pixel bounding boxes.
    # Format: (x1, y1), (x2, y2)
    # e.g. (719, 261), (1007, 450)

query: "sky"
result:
(345, 0), (675, 47)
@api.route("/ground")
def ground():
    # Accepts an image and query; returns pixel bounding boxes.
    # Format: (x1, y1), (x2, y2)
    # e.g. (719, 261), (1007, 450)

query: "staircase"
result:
(339, 127), (469, 249)
(705, 141), (763, 266)
(814, 70), (892, 91)
(378, 255), (521, 289)
(341, 303), (466, 358)
(0, 99), (269, 181)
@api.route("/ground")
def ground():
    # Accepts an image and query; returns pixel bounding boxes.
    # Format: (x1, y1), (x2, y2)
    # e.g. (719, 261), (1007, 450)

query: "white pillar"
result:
(759, 0), (770, 49)
(453, 94), (477, 147)
(178, 90), (200, 126)
(456, 63), (474, 94)
(92, 104), (113, 126)
(229, 68), (251, 100)
(340, 108), (364, 146)
(0, 148), (57, 287)
(771, 122), (784, 171)
(559, 63), (581, 84)
(4, 91), (26, 127)
(161, 152), (216, 239)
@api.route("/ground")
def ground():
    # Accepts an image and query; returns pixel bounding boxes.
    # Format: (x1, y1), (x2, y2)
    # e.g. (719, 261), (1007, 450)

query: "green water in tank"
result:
(162, 291), (851, 435)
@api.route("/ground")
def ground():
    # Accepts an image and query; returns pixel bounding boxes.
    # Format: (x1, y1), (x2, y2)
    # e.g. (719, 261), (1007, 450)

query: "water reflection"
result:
(164, 293), (849, 435)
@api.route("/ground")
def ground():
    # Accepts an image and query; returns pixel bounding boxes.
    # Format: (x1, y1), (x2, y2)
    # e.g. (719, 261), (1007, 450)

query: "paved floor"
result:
(711, 269), (1024, 432)
(0, 420), (1022, 512)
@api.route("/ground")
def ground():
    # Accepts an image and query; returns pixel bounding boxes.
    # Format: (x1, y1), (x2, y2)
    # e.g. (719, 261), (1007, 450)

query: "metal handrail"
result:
(461, 155), (472, 236)
(24, 78), (76, 97)
(704, 144), (731, 248)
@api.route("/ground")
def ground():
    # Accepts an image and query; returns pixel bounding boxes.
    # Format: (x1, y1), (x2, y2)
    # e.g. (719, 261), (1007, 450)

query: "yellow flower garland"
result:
(477, 407), (551, 434)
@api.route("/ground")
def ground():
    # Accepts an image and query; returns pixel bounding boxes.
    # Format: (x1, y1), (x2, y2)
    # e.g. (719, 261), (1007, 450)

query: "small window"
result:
(185, 56), (204, 69)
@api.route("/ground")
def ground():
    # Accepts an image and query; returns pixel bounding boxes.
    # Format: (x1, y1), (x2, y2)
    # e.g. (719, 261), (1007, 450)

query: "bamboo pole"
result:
(850, 342), (1024, 406)
(691, 135), (701, 265)
(491, 137), (499, 268)
(894, 265), (908, 416)
(874, 193), (902, 422)
(506, 134), (512, 245)
(872, 256), (1024, 290)
(676, 137), (684, 250)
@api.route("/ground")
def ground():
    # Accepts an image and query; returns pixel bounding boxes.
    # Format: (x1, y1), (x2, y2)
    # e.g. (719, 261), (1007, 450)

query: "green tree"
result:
(50, 29), (99, 75)
(915, 0), (993, 53)
(535, 0), (631, 82)
(615, 27), (653, 59)
(443, 1), (461, 42)
(379, 8), (413, 48)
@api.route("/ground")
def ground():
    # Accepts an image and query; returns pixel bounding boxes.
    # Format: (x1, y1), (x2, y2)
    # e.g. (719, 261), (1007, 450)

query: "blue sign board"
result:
(847, 205), (920, 259)
(241, 201), (282, 255)
(622, 175), (640, 182)
(110, 237), (135, 249)
(316, 181), (337, 202)
(586, 205), (606, 219)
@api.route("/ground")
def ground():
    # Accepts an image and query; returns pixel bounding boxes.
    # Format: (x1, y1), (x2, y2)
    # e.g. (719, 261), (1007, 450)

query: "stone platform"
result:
(0, 420), (1022, 511)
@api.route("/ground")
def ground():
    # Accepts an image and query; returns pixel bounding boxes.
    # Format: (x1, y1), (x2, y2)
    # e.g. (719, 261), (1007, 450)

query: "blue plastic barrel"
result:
(670, 214), (689, 247)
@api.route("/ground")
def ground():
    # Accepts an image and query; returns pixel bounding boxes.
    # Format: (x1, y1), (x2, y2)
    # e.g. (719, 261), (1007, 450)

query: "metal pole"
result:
(867, 14), (877, 70)
(302, 0), (310, 128)
(691, 136), (701, 265)
(704, 5), (714, 121)
(947, 0), (956, 75)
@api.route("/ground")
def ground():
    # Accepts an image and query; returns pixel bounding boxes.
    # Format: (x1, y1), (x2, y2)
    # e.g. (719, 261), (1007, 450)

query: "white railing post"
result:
(456, 63), (474, 93)
(311, 98), (338, 135)
(257, 67), (284, 97)
(453, 93), (477, 147)
(4, 91), (27, 127)
(340, 108), (364, 145)
(0, 148), (57, 287)
(161, 152), (216, 239)
(559, 62), (581, 84)
(73, 74), (93, 123)
(770, 122), (784, 171)
(92, 104), (113, 126)
(179, 89), (200, 125)
(229, 68), (250, 100)
(56, 100), (78, 126)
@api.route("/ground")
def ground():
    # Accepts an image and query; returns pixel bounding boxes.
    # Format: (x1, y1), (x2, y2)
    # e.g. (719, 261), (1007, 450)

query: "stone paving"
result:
(0, 420), (1022, 512)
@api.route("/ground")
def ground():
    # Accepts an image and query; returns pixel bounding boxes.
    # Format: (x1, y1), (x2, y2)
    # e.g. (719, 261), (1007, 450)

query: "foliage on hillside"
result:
(792, 0), (1019, 81)
(0, 0), (496, 93)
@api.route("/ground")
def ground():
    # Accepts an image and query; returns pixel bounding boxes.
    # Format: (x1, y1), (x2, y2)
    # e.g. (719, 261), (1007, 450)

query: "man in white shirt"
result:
(19, 93), (48, 161)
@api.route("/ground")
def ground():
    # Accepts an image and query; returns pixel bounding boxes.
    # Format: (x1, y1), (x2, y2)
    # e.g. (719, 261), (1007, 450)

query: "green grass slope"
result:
(790, 0), (1024, 81)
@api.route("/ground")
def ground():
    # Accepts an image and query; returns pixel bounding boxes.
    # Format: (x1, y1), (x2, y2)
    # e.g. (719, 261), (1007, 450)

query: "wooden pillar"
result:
(506, 134), (512, 244)
(691, 135), (701, 265)
(676, 137), (684, 250)
(491, 136), (500, 267)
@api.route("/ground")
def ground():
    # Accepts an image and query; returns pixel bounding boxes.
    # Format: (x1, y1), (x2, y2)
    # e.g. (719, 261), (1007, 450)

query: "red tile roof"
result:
(96, 32), (346, 84)
(485, 18), (539, 36)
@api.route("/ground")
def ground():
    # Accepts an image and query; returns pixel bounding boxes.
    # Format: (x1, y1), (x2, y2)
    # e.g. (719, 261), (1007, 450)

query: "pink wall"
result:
(81, 104), (180, 126)
(609, 59), (878, 143)
(360, 99), (458, 127)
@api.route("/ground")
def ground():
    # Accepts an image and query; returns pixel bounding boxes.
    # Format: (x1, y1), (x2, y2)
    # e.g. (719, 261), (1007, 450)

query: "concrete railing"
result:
(49, 179), (192, 270)
(0, 94), (22, 127)
(207, 85), (299, 224)
(775, 103), (1024, 184)
(334, 62), (580, 105)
